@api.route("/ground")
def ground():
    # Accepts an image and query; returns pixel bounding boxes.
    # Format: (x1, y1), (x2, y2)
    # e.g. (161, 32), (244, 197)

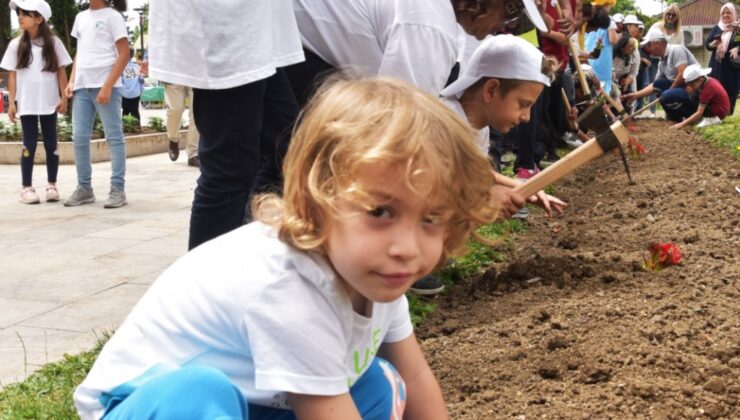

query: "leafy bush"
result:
(699, 113), (740, 158)
(147, 116), (166, 132)
(122, 115), (141, 134)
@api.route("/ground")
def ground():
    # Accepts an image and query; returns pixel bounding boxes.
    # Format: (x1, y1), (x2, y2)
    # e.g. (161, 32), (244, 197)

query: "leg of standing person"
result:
(647, 57), (660, 115)
(39, 113), (60, 202)
(65, 88), (97, 206)
(515, 92), (543, 179)
(165, 83), (186, 162)
(189, 77), (270, 250)
(184, 88), (200, 167)
(94, 87), (127, 208)
(19, 115), (40, 204)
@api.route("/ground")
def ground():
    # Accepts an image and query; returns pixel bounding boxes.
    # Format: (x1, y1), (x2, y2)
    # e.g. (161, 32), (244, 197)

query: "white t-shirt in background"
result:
(441, 96), (490, 155)
(73, 222), (413, 420)
(149, 0), (304, 90)
(0, 37), (72, 116)
(71, 7), (128, 90)
(293, 0), (459, 94)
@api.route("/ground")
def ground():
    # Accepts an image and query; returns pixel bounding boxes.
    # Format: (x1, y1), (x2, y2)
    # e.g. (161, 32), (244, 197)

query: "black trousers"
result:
(122, 96), (141, 124)
(189, 69), (298, 250)
(20, 113), (58, 186)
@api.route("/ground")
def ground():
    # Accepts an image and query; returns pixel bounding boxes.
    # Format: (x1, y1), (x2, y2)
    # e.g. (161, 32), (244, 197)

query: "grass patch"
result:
(0, 334), (109, 420)
(698, 113), (740, 158)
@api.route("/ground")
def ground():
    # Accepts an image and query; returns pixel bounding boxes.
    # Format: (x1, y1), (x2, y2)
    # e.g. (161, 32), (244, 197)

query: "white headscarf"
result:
(716, 3), (738, 62)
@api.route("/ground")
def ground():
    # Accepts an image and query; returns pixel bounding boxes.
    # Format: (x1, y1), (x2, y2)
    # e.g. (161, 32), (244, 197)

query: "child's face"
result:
(484, 80), (544, 134)
(684, 78), (702, 94)
(325, 165), (448, 308)
(16, 9), (43, 31)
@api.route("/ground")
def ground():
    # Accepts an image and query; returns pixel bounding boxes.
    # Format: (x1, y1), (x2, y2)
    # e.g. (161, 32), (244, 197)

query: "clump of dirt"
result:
(419, 120), (739, 418)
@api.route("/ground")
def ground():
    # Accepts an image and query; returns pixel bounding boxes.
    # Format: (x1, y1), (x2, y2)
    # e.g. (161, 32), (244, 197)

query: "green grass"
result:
(698, 113), (740, 158)
(0, 335), (109, 420)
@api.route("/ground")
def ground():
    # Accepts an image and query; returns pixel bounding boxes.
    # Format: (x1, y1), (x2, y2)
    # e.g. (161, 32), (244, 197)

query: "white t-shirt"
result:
(71, 8), (128, 90)
(441, 96), (490, 155)
(0, 37), (72, 116)
(149, 0), (304, 90)
(293, 0), (459, 94)
(73, 222), (413, 420)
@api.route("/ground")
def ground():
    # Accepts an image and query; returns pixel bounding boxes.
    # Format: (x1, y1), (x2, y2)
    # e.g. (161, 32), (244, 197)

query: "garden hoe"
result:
(513, 120), (632, 198)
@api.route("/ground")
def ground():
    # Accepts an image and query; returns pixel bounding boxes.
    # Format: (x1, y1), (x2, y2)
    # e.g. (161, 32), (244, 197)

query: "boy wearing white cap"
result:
(669, 64), (730, 130)
(440, 34), (567, 220)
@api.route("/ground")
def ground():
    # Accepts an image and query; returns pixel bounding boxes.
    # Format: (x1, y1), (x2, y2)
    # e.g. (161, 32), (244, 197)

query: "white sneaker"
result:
(696, 117), (721, 128)
(20, 187), (40, 204)
(563, 132), (584, 149)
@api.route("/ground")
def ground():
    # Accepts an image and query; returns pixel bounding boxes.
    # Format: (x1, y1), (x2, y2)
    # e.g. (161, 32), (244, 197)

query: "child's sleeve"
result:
(109, 12), (129, 42)
(242, 276), (351, 397)
(54, 38), (73, 67)
(382, 296), (414, 344)
(0, 39), (18, 71)
(70, 14), (80, 39)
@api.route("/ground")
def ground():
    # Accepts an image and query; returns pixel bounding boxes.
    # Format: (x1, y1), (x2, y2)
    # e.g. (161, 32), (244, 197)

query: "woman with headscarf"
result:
(705, 3), (739, 115)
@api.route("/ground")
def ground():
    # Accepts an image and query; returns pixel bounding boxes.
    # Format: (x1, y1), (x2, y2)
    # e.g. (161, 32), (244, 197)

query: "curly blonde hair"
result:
(253, 76), (498, 265)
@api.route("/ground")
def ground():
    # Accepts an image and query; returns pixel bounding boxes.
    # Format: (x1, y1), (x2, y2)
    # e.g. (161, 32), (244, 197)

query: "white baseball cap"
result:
(441, 34), (551, 99)
(682, 64), (712, 83)
(10, 0), (52, 21)
(640, 29), (667, 46)
(612, 13), (625, 23)
(623, 14), (642, 25)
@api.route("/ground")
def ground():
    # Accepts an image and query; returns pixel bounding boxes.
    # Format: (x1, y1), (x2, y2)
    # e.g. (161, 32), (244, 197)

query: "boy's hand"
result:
(96, 86), (112, 104)
(529, 191), (568, 217)
(8, 103), (16, 123)
(490, 185), (526, 220)
(64, 83), (74, 98)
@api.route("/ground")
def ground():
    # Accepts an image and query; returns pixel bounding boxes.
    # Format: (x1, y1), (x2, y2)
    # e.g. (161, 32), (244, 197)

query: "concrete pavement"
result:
(0, 152), (199, 388)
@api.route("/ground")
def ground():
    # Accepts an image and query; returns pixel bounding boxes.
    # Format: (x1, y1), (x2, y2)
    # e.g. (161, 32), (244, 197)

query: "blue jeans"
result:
(72, 87), (126, 190)
(103, 358), (406, 420)
(654, 79), (697, 122)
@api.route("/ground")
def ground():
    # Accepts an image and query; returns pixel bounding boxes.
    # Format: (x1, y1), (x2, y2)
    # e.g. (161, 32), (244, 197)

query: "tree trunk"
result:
(0, 1), (11, 60)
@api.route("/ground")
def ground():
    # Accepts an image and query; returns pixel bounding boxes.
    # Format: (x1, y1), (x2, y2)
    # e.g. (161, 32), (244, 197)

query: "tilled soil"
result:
(419, 120), (739, 419)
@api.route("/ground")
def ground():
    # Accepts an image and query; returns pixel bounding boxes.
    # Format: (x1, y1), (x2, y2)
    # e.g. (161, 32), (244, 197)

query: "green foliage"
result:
(0, 334), (109, 420)
(147, 116), (166, 132)
(407, 294), (437, 327)
(699, 113), (740, 158)
(122, 115), (141, 134)
(93, 114), (105, 139)
(57, 116), (73, 142)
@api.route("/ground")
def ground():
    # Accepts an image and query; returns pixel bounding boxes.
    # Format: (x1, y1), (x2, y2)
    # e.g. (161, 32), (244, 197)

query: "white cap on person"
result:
(623, 14), (641, 25)
(10, 0), (52, 20)
(682, 64), (712, 83)
(612, 13), (625, 23)
(441, 34), (551, 99)
(640, 29), (667, 46)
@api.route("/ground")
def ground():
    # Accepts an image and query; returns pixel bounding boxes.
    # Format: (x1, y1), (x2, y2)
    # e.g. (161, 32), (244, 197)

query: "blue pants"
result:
(103, 358), (406, 420)
(654, 79), (697, 122)
(72, 87), (126, 190)
(20, 113), (58, 187)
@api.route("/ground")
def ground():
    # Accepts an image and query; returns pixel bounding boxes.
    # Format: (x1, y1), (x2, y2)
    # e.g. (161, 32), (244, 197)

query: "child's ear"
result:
(482, 79), (501, 103)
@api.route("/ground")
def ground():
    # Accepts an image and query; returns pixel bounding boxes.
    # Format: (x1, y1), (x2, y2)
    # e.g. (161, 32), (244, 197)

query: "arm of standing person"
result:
(705, 25), (721, 50)
(378, 335), (448, 420)
(670, 103), (706, 130)
(7, 71), (16, 123)
(608, 27), (619, 45)
(56, 66), (69, 114)
(65, 56), (76, 98)
(96, 38), (130, 104)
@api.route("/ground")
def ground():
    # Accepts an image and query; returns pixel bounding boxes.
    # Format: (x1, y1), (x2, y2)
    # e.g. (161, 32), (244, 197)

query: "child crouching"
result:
(73, 77), (498, 420)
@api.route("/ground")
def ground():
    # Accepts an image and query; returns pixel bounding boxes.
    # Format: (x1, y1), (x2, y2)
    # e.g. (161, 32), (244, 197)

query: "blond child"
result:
(440, 34), (568, 219)
(73, 77), (498, 419)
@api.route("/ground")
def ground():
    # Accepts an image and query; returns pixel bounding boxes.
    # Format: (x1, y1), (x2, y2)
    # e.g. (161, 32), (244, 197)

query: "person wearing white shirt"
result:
(149, 0), (305, 250)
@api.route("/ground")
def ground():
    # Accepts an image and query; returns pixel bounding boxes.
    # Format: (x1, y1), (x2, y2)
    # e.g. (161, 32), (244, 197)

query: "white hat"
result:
(441, 35), (550, 99)
(521, 0), (548, 33)
(682, 64), (712, 83)
(623, 14), (642, 25)
(640, 29), (667, 46)
(612, 13), (625, 23)
(10, 0), (51, 21)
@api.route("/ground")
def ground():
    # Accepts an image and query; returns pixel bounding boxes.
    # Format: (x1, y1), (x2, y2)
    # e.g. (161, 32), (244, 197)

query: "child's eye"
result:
(422, 213), (448, 225)
(368, 206), (392, 219)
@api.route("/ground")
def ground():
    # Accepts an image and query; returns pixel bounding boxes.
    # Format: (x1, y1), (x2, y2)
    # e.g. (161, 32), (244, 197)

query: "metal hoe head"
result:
(577, 103), (634, 184)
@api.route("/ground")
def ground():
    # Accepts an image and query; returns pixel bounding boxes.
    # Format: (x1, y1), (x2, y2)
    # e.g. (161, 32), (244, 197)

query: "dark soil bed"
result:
(419, 120), (740, 419)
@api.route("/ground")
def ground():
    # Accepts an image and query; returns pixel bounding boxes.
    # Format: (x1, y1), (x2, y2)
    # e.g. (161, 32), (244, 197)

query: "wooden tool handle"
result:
(561, 87), (578, 131)
(513, 121), (629, 198)
(602, 90), (626, 115)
